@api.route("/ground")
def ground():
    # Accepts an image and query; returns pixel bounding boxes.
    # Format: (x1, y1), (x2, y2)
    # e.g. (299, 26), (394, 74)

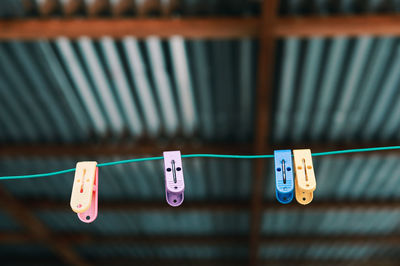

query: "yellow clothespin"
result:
(70, 161), (98, 223)
(293, 149), (316, 205)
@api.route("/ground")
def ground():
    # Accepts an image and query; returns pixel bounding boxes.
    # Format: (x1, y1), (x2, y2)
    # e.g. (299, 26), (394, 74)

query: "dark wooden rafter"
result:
(275, 15), (400, 37)
(0, 17), (259, 39)
(0, 185), (89, 266)
(1, 15), (400, 39)
(250, 0), (279, 265)
(0, 257), (397, 266)
(4, 231), (400, 246)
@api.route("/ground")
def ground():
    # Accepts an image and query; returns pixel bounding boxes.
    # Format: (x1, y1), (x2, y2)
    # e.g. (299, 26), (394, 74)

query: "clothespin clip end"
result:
(70, 161), (98, 223)
(274, 150), (294, 204)
(293, 149), (316, 205)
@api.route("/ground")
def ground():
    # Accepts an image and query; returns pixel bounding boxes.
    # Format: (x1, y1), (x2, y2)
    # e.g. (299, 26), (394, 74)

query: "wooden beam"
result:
(250, 0), (278, 265)
(275, 15), (400, 37)
(0, 257), (396, 266)
(0, 232), (31, 243)
(5, 231), (400, 246)
(1, 15), (400, 40)
(0, 142), (252, 157)
(0, 186), (89, 266)
(0, 17), (259, 39)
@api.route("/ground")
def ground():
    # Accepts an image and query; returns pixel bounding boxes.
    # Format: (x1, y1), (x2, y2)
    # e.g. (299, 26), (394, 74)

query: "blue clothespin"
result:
(274, 150), (294, 204)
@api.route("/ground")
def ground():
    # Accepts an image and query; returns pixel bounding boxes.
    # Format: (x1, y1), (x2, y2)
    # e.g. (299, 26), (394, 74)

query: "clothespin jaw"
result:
(293, 149), (316, 205)
(163, 151), (185, 207)
(70, 161), (98, 223)
(274, 150), (294, 204)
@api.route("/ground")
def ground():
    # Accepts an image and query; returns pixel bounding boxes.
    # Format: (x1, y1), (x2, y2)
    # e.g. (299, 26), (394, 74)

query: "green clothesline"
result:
(0, 146), (399, 180)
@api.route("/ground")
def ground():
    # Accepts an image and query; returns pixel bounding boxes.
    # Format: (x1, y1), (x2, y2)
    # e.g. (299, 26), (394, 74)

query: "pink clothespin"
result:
(70, 162), (98, 223)
(163, 151), (185, 207)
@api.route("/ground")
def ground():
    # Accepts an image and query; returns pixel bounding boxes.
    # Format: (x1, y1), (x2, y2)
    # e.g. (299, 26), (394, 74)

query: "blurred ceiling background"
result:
(1, 0), (400, 265)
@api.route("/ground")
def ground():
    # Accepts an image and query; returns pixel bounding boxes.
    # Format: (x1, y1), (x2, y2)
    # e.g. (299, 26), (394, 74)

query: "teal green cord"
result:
(181, 154), (273, 159)
(1, 146), (400, 180)
(311, 146), (400, 156)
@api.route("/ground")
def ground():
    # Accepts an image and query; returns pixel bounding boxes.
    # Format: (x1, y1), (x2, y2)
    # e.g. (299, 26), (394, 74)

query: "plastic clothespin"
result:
(293, 149), (316, 205)
(274, 150), (294, 204)
(70, 161), (98, 223)
(163, 151), (185, 207)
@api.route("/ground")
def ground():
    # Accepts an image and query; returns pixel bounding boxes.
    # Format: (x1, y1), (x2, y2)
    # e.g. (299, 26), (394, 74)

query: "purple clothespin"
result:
(163, 151), (185, 207)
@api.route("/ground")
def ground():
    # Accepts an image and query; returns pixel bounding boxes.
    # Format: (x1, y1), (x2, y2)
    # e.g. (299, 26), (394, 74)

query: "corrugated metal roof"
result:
(262, 209), (400, 235)
(273, 37), (400, 143)
(2, 0), (400, 18)
(260, 244), (393, 260)
(0, 0), (261, 17)
(36, 210), (249, 235)
(280, 0), (400, 15)
(0, 38), (257, 143)
(1, 0), (400, 264)
(76, 244), (248, 259)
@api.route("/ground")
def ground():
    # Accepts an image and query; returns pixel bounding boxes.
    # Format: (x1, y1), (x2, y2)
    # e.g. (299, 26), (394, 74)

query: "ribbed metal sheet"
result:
(261, 209), (400, 235)
(273, 37), (400, 143)
(2, 0), (400, 18)
(0, 0), (260, 17)
(0, 0), (24, 17)
(76, 243), (247, 259)
(260, 244), (396, 260)
(0, 39), (256, 143)
(36, 210), (249, 235)
(279, 0), (400, 15)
